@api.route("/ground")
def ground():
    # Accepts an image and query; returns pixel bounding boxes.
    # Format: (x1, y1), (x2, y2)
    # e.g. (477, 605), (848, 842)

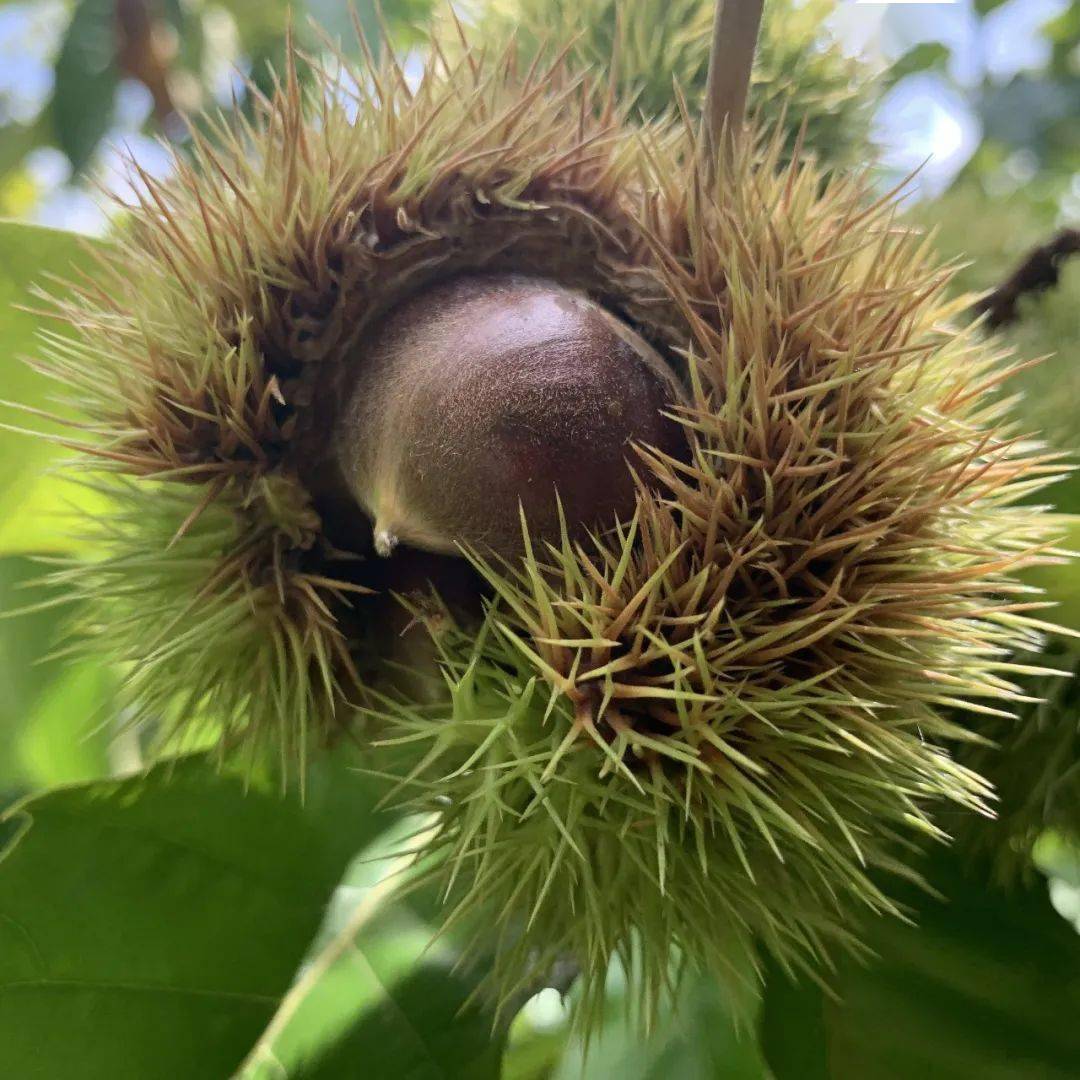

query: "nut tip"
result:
(374, 526), (399, 558)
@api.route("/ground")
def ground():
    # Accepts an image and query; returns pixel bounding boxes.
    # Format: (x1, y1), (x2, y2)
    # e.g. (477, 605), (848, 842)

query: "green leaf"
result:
(760, 851), (1080, 1080)
(50, 0), (118, 172)
(974, 0), (1012, 15)
(885, 43), (951, 87)
(0, 220), (110, 554)
(1043, 1), (1080, 43)
(0, 115), (50, 183)
(239, 827), (504, 1079)
(11, 662), (115, 790)
(305, 0), (436, 52)
(1019, 514), (1080, 633)
(0, 755), (396, 1078)
(0, 557), (75, 730)
(0, 220), (118, 794)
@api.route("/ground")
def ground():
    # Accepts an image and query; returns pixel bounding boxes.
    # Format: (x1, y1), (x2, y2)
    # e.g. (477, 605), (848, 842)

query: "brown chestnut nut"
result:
(336, 273), (685, 559)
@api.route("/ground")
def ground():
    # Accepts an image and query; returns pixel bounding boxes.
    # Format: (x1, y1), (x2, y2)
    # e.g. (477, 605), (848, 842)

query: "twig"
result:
(701, 0), (765, 179)
(974, 227), (1080, 329)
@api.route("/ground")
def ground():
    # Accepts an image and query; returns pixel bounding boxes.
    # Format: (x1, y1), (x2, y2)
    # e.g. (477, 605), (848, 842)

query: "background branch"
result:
(974, 227), (1080, 329)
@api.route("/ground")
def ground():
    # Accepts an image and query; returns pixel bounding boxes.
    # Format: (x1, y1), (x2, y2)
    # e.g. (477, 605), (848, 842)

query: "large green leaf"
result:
(0, 219), (109, 554)
(11, 661), (116, 789)
(0, 755), (397, 1078)
(0, 558), (76, 729)
(0, 222), (116, 793)
(0, 555), (112, 793)
(760, 851), (1080, 1080)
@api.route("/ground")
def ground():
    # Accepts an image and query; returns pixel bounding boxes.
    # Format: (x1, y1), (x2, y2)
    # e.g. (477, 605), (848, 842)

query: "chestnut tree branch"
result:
(973, 227), (1080, 329)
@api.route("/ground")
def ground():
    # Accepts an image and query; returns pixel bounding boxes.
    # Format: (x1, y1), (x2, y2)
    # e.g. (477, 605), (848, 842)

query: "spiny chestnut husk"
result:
(28, 28), (1068, 1034)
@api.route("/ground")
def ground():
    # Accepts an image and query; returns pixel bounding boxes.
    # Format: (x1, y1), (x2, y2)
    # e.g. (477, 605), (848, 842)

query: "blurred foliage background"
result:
(0, 1), (1079, 1076)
